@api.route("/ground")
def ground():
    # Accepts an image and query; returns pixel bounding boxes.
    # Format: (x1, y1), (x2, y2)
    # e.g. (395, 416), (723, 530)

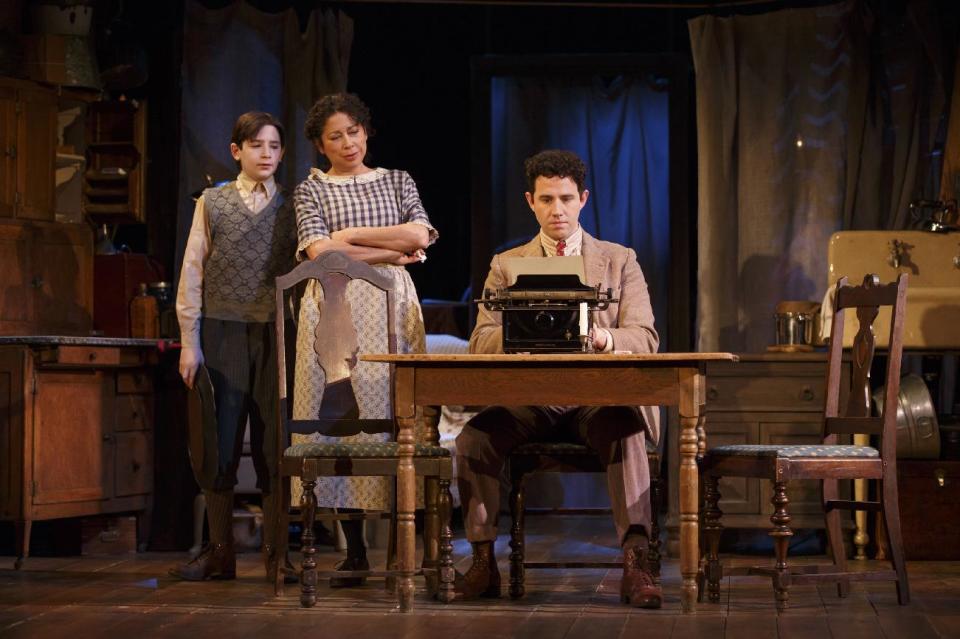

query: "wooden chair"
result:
(507, 440), (663, 599)
(699, 273), (910, 611)
(270, 250), (455, 607)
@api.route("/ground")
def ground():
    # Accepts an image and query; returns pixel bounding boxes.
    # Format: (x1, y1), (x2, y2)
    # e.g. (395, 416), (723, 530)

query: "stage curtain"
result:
(690, 1), (948, 352)
(175, 0), (352, 281)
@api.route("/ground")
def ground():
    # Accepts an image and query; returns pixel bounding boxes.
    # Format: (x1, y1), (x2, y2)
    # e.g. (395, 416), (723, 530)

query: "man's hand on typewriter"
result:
(590, 327), (611, 352)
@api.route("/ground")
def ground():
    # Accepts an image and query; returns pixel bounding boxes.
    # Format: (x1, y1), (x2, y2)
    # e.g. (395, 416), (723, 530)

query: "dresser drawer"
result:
(706, 376), (825, 412)
(116, 394), (152, 431)
(116, 370), (152, 394)
(114, 430), (152, 497)
(39, 346), (146, 368)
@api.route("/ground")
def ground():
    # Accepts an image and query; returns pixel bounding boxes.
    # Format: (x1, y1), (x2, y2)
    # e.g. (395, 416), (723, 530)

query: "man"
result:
(456, 149), (662, 608)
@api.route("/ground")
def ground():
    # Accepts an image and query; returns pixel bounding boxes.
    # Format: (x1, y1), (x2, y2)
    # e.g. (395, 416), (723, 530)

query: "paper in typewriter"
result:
(503, 255), (587, 286)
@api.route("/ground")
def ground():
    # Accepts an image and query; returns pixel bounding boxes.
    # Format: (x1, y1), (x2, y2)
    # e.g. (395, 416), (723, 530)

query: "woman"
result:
(292, 93), (437, 586)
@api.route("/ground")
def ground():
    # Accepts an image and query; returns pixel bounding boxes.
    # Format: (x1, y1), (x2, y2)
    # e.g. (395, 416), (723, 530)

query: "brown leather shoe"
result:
(170, 543), (236, 581)
(263, 543), (299, 585)
(329, 556), (370, 588)
(454, 541), (500, 599)
(621, 544), (662, 608)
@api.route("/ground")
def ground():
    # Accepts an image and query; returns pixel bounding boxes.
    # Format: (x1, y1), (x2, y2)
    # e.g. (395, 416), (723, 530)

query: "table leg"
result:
(679, 368), (704, 613)
(422, 406), (441, 597)
(394, 367), (417, 612)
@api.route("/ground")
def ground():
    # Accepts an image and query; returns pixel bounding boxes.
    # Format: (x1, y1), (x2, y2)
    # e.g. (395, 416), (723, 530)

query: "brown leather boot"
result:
(455, 541), (500, 599)
(170, 542), (236, 581)
(621, 544), (662, 608)
(263, 543), (299, 585)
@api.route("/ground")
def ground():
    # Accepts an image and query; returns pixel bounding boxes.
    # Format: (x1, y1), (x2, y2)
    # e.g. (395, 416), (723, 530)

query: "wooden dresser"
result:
(0, 337), (158, 567)
(665, 353), (850, 556)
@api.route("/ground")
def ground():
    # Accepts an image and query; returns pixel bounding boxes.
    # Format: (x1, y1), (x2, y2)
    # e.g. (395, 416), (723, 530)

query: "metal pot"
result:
(774, 311), (815, 346)
(872, 374), (941, 459)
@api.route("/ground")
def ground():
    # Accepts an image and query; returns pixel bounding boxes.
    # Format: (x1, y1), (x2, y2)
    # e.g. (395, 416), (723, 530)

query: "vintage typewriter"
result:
(477, 256), (617, 353)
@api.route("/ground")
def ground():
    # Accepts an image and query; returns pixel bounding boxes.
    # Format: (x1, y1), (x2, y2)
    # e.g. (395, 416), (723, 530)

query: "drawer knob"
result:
(706, 387), (718, 401)
(937, 468), (945, 487)
(132, 461), (141, 472)
(102, 433), (113, 442)
(800, 387), (815, 401)
(88, 352), (97, 362)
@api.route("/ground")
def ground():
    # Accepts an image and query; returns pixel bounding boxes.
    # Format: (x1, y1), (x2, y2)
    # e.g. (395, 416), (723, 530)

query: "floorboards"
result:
(1, 515), (957, 638)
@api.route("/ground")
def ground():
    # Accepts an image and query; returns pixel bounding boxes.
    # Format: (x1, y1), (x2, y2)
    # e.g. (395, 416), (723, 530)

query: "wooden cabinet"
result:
(0, 78), (57, 221)
(0, 220), (93, 335)
(665, 353), (850, 556)
(0, 342), (155, 566)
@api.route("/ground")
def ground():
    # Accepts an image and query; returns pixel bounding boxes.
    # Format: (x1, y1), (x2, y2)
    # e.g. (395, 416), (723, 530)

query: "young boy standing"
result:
(173, 111), (296, 582)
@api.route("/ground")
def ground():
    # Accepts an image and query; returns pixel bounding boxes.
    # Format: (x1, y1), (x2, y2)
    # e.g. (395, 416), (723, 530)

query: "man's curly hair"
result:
(304, 92), (376, 143)
(524, 150), (587, 194)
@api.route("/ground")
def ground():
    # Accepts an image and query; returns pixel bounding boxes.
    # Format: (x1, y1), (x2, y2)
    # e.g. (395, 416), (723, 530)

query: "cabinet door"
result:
(759, 421), (824, 515)
(32, 226), (93, 333)
(16, 87), (56, 221)
(0, 86), (15, 218)
(0, 348), (26, 519)
(0, 224), (32, 333)
(708, 420), (761, 514)
(32, 370), (113, 504)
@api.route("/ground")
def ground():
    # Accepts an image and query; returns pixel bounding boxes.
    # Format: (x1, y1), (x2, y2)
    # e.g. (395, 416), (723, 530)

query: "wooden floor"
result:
(1, 515), (958, 638)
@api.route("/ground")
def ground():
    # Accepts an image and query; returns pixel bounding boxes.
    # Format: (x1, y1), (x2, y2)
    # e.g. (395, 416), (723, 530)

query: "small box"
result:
(81, 515), (137, 556)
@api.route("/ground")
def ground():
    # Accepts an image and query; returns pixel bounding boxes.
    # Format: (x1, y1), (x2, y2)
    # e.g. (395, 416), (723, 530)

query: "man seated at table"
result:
(455, 149), (662, 608)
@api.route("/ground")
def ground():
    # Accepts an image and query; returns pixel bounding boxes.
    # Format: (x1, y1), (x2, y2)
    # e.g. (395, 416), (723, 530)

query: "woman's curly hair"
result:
(523, 150), (587, 194)
(304, 92), (376, 143)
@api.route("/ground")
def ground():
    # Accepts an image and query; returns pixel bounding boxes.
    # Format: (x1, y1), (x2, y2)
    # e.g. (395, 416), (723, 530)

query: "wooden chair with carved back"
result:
(506, 438), (663, 599)
(270, 250), (454, 607)
(699, 273), (910, 611)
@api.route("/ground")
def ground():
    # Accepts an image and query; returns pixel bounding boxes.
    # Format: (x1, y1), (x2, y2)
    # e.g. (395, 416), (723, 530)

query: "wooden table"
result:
(362, 352), (737, 612)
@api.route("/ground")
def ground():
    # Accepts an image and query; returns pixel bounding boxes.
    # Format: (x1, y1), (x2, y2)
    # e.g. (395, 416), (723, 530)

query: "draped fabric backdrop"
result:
(175, 1), (352, 281)
(490, 75), (671, 347)
(690, 1), (948, 352)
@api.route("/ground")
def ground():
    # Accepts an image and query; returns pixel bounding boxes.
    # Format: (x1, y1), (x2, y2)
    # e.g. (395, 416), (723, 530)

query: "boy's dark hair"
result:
(524, 150), (587, 194)
(304, 92), (376, 143)
(231, 111), (285, 149)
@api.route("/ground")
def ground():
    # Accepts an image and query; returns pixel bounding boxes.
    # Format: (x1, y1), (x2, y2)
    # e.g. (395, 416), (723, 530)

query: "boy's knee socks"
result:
(204, 489), (234, 546)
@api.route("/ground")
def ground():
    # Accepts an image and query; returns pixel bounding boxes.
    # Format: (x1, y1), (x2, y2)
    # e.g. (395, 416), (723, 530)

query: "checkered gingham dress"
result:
(292, 168), (437, 510)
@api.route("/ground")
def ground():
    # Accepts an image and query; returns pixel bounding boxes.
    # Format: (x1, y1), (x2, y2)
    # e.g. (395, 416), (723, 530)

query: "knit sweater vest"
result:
(201, 182), (296, 323)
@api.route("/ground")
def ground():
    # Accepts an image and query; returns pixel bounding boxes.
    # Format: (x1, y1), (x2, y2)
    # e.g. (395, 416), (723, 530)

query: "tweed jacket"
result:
(469, 230), (661, 444)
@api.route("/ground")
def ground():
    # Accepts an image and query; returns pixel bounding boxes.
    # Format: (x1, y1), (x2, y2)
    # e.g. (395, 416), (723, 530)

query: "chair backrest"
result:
(274, 250), (398, 443)
(822, 273), (908, 461)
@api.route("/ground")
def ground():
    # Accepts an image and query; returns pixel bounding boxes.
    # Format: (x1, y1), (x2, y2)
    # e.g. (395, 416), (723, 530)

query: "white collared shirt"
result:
(539, 225), (584, 257)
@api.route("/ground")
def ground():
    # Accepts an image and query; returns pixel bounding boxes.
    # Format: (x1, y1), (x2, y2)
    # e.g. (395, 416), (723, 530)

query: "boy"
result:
(173, 111), (296, 582)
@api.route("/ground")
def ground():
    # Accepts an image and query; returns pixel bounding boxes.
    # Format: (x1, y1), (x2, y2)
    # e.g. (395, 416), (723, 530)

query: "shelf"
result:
(84, 187), (128, 198)
(84, 203), (133, 214)
(87, 141), (138, 151)
(56, 152), (85, 166)
(85, 170), (128, 181)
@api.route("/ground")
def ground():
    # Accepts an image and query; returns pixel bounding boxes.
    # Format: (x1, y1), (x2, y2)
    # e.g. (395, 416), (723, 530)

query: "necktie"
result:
(556, 239), (566, 256)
